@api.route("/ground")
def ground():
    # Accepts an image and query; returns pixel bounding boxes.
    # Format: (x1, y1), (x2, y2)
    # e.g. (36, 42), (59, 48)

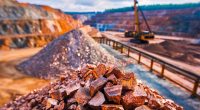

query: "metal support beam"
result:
(150, 59), (154, 72)
(128, 47), (130, 57)
(192, 79), (199, 97)
(160, 65), (165, 78)
(138, 53), (141, 63)
(121, 45), (123, 53)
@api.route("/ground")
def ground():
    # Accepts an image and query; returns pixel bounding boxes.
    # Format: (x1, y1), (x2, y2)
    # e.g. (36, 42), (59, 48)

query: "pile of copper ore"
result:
(3, 64), (183, 110)
(17, 29), (116, 78)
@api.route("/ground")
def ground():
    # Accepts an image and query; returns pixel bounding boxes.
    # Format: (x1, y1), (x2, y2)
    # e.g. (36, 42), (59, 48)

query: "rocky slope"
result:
(84, 7), (200, 38)
(0, 0), (82, 49)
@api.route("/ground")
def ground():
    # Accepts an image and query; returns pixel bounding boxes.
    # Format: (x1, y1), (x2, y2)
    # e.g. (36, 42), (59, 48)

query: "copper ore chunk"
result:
(93, 64), (107, 78)
(83, 70), (93, 80)
(90, 76), (108, 96)
(148, 98), (163, 109)
(107, 74), (117, 84)
(101, 104), (124, 110)
(160, 100), (183, 110)
(105, 82), (114, 87)
(104, 67), (114, 77)
(59, 88), (67, 97)
(65, 81), (81, 96)
(122, 86), (147, 109)
(60, 75), (67, 81)
(135, 105), (151, 110)
(120, 73), (136, 90)
(49, 90), (62, 100)
(54, 101), (66, 110)
(75, 87), (91, 106)
(67, 98), (77, 107)
(88, 91), (105, 109)
(29, 99), (37, 108)
(81, 66), (91, 76)
(104, 85), (122, 104)
(105, 68), (124, 78)
(68, 104), (77, 110)
(80, 81), (85, 87)
(86, 64), (96, 69)
(76, 105), (87, 110)
(46, 98), (58, 109)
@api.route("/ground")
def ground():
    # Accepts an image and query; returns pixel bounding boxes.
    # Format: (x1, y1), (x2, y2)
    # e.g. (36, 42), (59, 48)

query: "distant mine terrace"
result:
(0, 33), (60, 40)
(0, 33), (61, 49)
(93, 33), (200, 98)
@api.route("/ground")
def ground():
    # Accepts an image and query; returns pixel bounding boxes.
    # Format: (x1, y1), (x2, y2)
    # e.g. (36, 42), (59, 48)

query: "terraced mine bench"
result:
(93, 36), (200, 98)
(0, 33), (60, 49)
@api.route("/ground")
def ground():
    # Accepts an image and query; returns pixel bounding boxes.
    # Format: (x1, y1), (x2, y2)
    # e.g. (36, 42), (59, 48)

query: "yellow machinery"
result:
(125, 0), (154, 43)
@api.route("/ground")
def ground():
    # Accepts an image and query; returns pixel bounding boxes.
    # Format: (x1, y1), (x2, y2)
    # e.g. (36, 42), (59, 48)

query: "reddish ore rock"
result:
(135, 105), (151, 110)
(101, 104), (124, 110)
(46, 98), (58, 109)
(107, 74), (118, 84)
(2, 64), (183, 110)
(105, 67), (124, 78)
(119, 73), (137, 90)
(122, 85), (147, 109)
(88, 91), (105, 109)
(74, 87), (91, 106)
(93, 64), (107, 78)
(89, 76), (108, 96)
(65, 80), (81, 96)
(104, 85), (122, 104)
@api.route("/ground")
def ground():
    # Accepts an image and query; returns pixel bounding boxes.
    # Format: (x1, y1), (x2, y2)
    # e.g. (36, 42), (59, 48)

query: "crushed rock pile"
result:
(2, 64), (183, 110)
(17, 29), (116, 79)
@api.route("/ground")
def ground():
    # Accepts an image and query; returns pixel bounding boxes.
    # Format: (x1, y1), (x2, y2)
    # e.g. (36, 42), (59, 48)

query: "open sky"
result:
(17, 0), (200, 12)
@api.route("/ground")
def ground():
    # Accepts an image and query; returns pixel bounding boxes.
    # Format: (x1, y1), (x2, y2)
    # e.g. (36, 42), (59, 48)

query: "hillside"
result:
(82, 3), (200, 38)
(0, 0), (82, 49)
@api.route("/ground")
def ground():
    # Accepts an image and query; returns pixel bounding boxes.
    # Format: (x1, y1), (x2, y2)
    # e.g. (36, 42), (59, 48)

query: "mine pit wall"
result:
(85, 7), (200, 38)
(0, 0), (82, 50)
(0, 19), (82, 50)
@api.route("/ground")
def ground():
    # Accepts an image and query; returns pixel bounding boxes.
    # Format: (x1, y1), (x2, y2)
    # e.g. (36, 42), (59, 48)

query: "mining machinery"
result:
(125, 0), (155, 43)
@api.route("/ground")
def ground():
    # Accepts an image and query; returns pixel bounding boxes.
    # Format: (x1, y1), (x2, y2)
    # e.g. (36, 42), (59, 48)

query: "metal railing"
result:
(94, 36), (200, 97)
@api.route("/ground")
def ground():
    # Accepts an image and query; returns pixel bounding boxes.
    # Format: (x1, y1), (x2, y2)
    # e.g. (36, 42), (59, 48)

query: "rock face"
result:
(0, 0), (81, 49)
(2, 64), (183, 110)
(17, 29), (116, 78)
(85, 7), (200, 38)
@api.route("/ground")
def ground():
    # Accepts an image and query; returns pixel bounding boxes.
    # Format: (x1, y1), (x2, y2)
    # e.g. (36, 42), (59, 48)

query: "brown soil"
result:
(0, 50), (49, 107)
(142, 40), (200, 66)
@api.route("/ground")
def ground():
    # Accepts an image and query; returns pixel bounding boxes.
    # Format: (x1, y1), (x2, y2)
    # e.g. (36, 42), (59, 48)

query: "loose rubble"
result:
(2, 64), (183, 110)
(17, 29), (116, 78)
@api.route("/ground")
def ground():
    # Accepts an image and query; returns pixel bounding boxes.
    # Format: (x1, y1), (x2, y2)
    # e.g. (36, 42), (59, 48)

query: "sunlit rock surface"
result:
(0, 0), (81, 35)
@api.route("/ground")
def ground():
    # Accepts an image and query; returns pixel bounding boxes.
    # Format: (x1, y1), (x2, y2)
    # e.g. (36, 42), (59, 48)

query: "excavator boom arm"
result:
(138, 6), (152, 32)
